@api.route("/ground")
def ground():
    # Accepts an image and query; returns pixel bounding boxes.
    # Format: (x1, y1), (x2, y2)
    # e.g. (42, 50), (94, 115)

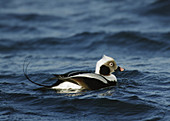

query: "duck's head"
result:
(95, 55), (124, 76)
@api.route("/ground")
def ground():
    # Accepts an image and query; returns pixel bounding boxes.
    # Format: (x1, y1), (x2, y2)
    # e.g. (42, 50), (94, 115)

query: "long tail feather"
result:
(23, 58), (55, 88)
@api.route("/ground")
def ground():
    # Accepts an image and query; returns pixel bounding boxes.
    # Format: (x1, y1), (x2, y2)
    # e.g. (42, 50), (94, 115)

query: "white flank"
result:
(52, 82), (82, 90)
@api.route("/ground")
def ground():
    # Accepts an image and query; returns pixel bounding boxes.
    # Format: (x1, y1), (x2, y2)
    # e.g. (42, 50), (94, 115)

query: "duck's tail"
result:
(23, 58), (59, 88)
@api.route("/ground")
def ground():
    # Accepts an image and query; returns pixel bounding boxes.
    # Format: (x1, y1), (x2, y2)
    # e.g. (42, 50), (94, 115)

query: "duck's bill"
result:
(117, 66), (124, 72)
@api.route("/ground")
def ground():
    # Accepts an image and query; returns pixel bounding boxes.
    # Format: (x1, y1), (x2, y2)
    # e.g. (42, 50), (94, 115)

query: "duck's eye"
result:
(109, 62), (114, 66)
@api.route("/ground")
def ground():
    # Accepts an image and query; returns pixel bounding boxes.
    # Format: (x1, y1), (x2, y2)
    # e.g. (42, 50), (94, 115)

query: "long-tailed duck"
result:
(23, 55), (124, 90)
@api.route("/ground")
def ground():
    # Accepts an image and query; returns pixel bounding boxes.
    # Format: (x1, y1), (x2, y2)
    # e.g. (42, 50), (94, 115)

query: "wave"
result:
(0, 106), (19, 115)
(0, 13), (64, 22)
(1, 89), (159, 120)
(115, 70), (144, 79)
(105, 31), (170, 52)
(0, 32), (105, 52)
(66, 31), (169, 53)
(0, 23), (38, 33)
(142, 0), (170, 16)
(0, 31), (169, 54)
(0, 37), (62, 51)
(0, 94), (163, 120)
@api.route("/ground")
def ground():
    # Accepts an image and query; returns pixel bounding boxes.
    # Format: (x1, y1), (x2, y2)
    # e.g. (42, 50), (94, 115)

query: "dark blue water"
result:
(0, 0), (170, 120)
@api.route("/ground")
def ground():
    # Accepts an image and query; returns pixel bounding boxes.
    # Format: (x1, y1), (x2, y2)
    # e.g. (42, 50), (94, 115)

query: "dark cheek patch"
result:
(100, 65), (110, 75)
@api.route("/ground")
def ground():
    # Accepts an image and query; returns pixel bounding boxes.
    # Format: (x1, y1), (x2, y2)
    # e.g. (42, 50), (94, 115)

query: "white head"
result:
(95, 55), (124, 75)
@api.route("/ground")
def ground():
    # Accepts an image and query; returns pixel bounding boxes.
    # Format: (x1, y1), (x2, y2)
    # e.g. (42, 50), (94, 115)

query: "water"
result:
(0, 0), (170, 120)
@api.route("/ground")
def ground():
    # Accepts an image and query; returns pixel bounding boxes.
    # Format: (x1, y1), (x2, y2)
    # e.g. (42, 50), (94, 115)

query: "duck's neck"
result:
(95, 67), (117, 82)
(95, 66), (100, 74)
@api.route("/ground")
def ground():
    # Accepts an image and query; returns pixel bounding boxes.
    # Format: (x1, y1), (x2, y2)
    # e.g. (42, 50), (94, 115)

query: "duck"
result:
(23, 55), (124, 90)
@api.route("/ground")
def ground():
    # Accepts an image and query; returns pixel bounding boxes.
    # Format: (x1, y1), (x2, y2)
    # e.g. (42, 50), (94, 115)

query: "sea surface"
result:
(0, 0), (170, 120)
